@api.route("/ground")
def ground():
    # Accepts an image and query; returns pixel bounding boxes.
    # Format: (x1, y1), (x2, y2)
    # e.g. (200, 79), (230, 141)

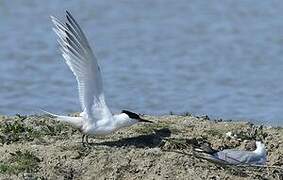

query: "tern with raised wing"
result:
(46, 11), (152, 145)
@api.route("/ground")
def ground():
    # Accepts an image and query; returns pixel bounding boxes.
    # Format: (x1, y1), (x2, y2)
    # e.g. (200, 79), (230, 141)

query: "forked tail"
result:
(40, 109), (83, 128)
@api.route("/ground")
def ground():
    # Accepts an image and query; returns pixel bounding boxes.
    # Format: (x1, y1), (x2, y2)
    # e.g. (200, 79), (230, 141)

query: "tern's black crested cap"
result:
(121, 110), (153, 123)
(121, 110), (140, 119)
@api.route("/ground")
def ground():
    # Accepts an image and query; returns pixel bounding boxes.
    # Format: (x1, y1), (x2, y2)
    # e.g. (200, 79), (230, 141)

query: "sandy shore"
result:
(0, 114), (282, 179)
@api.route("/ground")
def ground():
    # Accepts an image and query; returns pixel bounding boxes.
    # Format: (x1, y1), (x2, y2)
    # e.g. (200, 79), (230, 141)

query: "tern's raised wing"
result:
(51, 11), (111, 121)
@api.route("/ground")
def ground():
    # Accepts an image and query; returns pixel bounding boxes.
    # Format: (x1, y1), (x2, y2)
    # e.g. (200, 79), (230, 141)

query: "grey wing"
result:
(215, 150), (264, 165)
(51, 11), (111, 121)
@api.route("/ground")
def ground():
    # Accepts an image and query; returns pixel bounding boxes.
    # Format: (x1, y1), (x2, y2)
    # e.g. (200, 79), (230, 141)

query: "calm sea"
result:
(0, 0), (283, 126)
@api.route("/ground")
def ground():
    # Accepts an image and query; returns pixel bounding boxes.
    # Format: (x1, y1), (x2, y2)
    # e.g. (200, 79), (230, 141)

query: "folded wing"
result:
(216, 150), (265, 165)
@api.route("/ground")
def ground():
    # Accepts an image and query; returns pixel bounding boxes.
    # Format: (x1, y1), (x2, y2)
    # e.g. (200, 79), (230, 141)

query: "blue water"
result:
(0, 1), (283, 126)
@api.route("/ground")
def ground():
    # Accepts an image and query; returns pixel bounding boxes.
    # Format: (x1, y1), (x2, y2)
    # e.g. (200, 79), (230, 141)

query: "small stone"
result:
(269, 144), (274, 150)
(245, 140), (256, 151)
(266, 136), (273, 141)
(22, 173), (34, 180)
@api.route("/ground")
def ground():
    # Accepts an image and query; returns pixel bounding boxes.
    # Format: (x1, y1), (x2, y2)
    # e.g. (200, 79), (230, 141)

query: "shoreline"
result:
(0, 114), (282, 179)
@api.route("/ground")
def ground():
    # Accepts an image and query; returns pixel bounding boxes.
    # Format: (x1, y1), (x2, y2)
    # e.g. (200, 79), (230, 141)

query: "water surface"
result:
(0, 1), (283, 126)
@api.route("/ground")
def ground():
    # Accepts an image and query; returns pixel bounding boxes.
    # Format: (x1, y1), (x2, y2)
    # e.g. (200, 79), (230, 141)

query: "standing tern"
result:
(47, 11), (152, 144)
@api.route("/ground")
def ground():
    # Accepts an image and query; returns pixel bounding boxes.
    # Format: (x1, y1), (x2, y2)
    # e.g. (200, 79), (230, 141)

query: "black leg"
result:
(82, 134), (86, 146)
(81, 134), (91, 147)
(86, 135), (89, 144)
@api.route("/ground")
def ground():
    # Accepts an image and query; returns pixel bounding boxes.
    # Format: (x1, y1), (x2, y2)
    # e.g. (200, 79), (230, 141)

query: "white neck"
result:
(253, 141), (266, 155)
(113, 113), (138, 129)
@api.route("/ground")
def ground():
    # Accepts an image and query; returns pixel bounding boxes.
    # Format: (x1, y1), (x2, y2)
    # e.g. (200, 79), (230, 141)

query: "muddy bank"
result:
(0, 114), (282, 180)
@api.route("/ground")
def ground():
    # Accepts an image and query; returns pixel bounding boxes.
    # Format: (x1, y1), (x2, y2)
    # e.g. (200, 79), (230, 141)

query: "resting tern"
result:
(47, 11), (152, 144)
(193, 141), (266, 165)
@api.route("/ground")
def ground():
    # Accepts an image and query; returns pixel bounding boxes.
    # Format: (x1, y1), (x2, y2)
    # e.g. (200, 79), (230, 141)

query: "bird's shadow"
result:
(93, 128), (171, 148)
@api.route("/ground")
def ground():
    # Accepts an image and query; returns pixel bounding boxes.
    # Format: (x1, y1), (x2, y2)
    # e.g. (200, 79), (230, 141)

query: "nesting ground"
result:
(0, 114), (282, 180)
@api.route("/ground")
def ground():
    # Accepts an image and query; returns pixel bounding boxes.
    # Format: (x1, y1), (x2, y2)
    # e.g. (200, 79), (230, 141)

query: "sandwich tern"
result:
(46, 11), (153, 145)
(194, 141), (267, 165)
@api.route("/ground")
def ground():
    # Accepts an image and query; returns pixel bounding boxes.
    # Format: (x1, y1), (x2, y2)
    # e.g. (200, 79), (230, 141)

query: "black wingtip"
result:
(66, 11), (70, 20)
(66, 10), (73, 21)
(192, 142), (218, 154)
